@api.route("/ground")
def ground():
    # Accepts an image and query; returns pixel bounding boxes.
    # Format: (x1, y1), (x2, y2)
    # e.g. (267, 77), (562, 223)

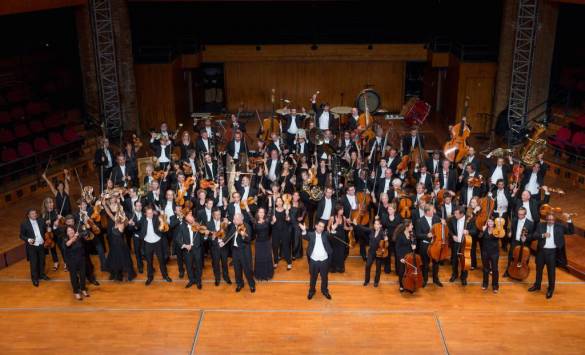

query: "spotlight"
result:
(310, 44), (318, 51)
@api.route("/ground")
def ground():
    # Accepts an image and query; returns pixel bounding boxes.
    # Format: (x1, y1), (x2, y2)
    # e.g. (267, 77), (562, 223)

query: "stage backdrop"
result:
(202, 44), (427, 113)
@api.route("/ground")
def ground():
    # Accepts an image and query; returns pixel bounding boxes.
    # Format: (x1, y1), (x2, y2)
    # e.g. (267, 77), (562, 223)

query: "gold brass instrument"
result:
(309, 128), (325, 146)
(520, 124), (547, 166)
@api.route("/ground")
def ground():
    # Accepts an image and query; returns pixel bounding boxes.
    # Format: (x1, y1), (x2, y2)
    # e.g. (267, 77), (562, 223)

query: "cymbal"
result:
(330, 106), (353, 115)
(309, 128), (325, 146)
(322, 143), (335, 155)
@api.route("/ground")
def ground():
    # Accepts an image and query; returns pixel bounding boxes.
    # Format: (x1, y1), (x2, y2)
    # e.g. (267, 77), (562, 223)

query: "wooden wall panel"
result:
(224, 61), (405, 113)
(135, 60), (188, 131)
(457, 62), (497, 134)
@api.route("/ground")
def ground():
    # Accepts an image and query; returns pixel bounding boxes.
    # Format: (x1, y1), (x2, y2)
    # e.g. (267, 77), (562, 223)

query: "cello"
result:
(507, 228), (530, 280)
(475, 193), (494, 230)
(359, 91), (376, 141)
(457, 211), (473, 272)
(351, 191), (372, 226)
(401, 230), (423, 293)
(443, 97), (470, 163)
(428, 213), (451, 262)
(261, 89), (280, 142)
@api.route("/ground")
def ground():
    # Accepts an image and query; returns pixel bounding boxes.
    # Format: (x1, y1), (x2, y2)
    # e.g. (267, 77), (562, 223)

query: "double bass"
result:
(428, 217), (451, 262)
(507, 228), (530, 280)
(457, 212), (473, 272)
(475, 193), (494, 230)
(351, 191), (371, 226)
(401, 231), (423, 293)
(260, 89), (280, 142)
(443, 97), (470, 163)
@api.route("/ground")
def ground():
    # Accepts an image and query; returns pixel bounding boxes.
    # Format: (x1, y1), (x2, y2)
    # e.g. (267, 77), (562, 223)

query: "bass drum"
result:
(356, 89), (380, 113)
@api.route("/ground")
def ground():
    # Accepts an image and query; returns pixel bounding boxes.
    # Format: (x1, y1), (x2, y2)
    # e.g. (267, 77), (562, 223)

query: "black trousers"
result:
(49, 235), (66, 264)
(355, 226), (368, 260)
(419, 242), (439, 282)
(172, 242), (185, 275)
(482, 249), (499, 289)
(68, 258), (86, 294)
(309, 259), (329, 293)
(273, 230), (292, 265)
(27, 245), (46, 282)
(535, 249), (557, 290)
(291, 224), (303, 259)
(384, 241), (396, 273)
(451, 242), (468, 282)
(306, 204), (317, 230)
(133, 236), (144, 271)
(211, 244), (230, 282)
(233, 247), (255, 289)
(144, 240), (168, 279)
(365, 256), (383, 284)
(470, 234), (483, 268)
(184, 247), (202, 284)
(397, 261), (406, 288)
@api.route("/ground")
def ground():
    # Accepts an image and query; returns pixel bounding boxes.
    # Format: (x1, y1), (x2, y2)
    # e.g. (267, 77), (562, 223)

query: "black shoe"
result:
(434, 280), (444, 287)
(422, 280), (428, 288)
(138, 266), (144, 274)
(250, 287), (256, 293)
(528, 285), (541, 292)
(322, 291), (332, 300)
(236, 286), (242, 292)
(225, 279), (232, 285)
(145, 278), (153, 286)
(399, 287), (404, 293)
(91, 280), (100, 286)
(363, 281), (369, 287)
(179, 272), (185, 279)
(185, 281), (194, 288)
(461, 279), (467, 286)
(197, 283), (202, 290)
(503, 271), (510, 278)
(374, 282), (379, 288)
(215, 280), (220, 286)
(32, 280), (39, 287)
(546, 289), (554, 299)
(163, 276), (172, 282)
(41, 275), (50, 281)
(307, 291), (315, 300)
(482, 283), (488, 290)
(449, 276), (456, 282)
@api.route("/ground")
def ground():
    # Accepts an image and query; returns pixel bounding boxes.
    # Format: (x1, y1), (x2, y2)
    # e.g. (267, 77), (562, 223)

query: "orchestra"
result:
(19, 90), (576, 301)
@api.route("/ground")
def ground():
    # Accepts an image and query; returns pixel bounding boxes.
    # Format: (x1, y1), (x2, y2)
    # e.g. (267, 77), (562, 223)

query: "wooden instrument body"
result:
(403, 252), (424, 293)
(398, 197), (413, 219)
(458, 233), (473, 272)
(428, 223), (451, 262)
(351, 191), (371, 225)
(44, 230), (55, 249)
(396, 155), (410, 173)
(508, 241), (530, 281)
(443, 98), (470, 163)
(158, 213), (170, 233)
(376, 239), (389, 258)
(475, 196), (494, 230)
(261, 117), (279, 142)
(510, 163), (524, 186)
(493, 217), (506, 238)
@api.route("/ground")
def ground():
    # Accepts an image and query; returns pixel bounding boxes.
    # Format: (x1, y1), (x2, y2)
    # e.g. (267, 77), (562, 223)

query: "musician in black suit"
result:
(492, 179), (512, 250)
(229, 113), (246, 133)
(294, 134), (311, 159)
(402, 126), (424, 155)
(94, 137), (115, 193)
(511, 187), (550, 227)
(414, 165), (433, 193)
(111, 154), (133, 188)
(460, 184), (482, 207)
(479, 218), (501, 292)
(386, 148), (401, 173)
(395, 220), (416, 292)
(528, 212), (574, 298)
(300, 221), (333, 300)
(178, 213), (203, 289)
(503, 207), (534, 278)
(207, 208), (231, 285)
(485, 155), (513, 190)
(149, 133), (173, 170)
(227, 131), (248, 162)
(136, 206), (172, 285)
(127, 199), (145, 274)
(220, 213), (255, 292)
(426, 151), (442, 175)
(438, 160), (457, 191)
(448, 207), (472, 285)
(195, 129), (212, 156)
(414, 205), (442, 287)
(312, 92), (334, 131)
(284, 108), (306, 148)
(460, 146), (481, 174)
(19, 209), (49, 286)
(202, 153), (218, 181)
(315, 187), (336, 225)
(169, 207), (187, 279)
(519, 163), (546, 200)
(356, 218), (387, 287)
(265, 150), (283, 184)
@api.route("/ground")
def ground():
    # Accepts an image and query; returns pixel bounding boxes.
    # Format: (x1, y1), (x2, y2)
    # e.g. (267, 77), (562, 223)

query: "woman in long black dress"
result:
(270, 196), (292, 270)
(249, 207), (273, 281)
(123, 141), (140, 186)
(42, 169), (72, 216)
(103, 202), (136, 282)
(328, 204), (352, 273)
(289, 191), (306, 260)
(64, 225), (89, 300)
(41, 196), (64, 272)
(394, 220), (416, 292)
(380, 203), (402, 274)
(480, 218), (500, 293)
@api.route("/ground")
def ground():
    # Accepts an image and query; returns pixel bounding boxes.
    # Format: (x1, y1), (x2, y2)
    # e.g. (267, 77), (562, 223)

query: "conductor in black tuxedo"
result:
(300, 221), (333, 300)
(220, 213), (255, 293)
(19, 208), (50, 286)
(528, 212), (574, 299)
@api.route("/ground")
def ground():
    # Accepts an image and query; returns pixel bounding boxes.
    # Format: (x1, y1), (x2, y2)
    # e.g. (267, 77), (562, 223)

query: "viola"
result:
(493, 215), (506, 238)
(158, 213), (169, 233)
(375, 236), (389, 258)
(475, 195), (494, 230)
(91, 201), (102, 223)
(428, 220), (451, 262)
(443, 97), (470, 163)
(396, 155), (410, 173)
(507, 228), (530, 280)
(467, 176), (483, 188)
(398, 195), (413, 219)
(239, 196), (256, 209)
(351, 191), (371, 225)
(200, 179), (217, 190)
(402, 232), (423, 293)
(44, 227), (55, 249)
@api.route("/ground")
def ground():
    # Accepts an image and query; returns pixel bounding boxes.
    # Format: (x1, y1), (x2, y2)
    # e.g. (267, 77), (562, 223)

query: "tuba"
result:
(520, 124), (547, 166)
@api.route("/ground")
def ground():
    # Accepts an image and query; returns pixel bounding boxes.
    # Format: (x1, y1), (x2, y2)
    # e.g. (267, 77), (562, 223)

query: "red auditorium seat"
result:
(0, 111), (10, 125)
(548, 127), (572, 150)
(1, 147), (18, 163)
(10, 106), (25, 120)
(66, 108), (81, 122)
(33, 137), (50, 152)
(567, 131), (585, 157)
(48, 131), (65, 146)
(28, 120), (44, 134)
(0, 128), (15, 144)
(25, 101), (44, 116)
(6, 89), (26, 103)
(63, 127), (80, 142)
(17, 142), (34, 157)
(14, 123), (30, 139)
(38, 101), (51, 114)
(44, 112), (63, 129)
(575, 115), (585, 130)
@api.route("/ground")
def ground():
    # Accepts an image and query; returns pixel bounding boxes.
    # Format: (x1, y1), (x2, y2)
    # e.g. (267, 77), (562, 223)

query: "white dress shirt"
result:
(544, 224), (556, 249)
(144, 218), (161, 243)
(347, 195), (357, 210)
(159, 143), (170, 163)
(526, 173), (540, 195)
(321, 198), (332, 220)
(522, 201), (533, 221)
(310, 232), (328, 261)
(454, 217), (465, 243)
(515, 218), (526, 241)
(490, 166), (503, 185)
(234, 141), (241, 156)
(206, 163), (214, 180)
(30, 219), (44, 246)
(268, 160), (278, 181)
(105, 149), (112, 168)
(164, 201), (174, 217)
(496, 189), (508, 214)
(202, 138), (209, 152)
(318, 111), (330, 130)
(288, 115), (299, 134)
(242, 186), (250, 200)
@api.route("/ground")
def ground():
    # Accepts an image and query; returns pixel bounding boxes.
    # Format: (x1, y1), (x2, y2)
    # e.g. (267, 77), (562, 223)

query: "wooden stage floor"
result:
(1, 249), (585, 354)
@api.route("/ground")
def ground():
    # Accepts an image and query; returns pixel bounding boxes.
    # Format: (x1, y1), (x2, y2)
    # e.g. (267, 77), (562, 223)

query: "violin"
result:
(351, 191), (371, 225)
(175, 190), (185, 207)
(401, 231), (423, 293)
(237, 223), (248, 236)
(398, 194), (413, 219)
(467, 176), (483, 188)
(91, 201), (102, 223)
(43, 225), (55, 249)
(282, 193), (292, 209)
(493, 214), (506, 238)
(200, 179), (217, 190)
(240, 196), (256, 209)
(539, 204), (576, 221)
(375, 236), (389, 258)
(428, 219), (451, 262)
(443, 97), (470, 163)
(507, 227), (530, 280)
(510, 163), (524, 187)
(158, 213), (169, 233)
(475, 194), (494, 230)
(396, 155), (410, 173)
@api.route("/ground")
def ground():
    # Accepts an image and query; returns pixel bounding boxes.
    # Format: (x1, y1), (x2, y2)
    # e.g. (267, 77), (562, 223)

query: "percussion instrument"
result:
(330, 106), (353, 115)
(400, 97), (431, 126)
(356, 89), (381, 113)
